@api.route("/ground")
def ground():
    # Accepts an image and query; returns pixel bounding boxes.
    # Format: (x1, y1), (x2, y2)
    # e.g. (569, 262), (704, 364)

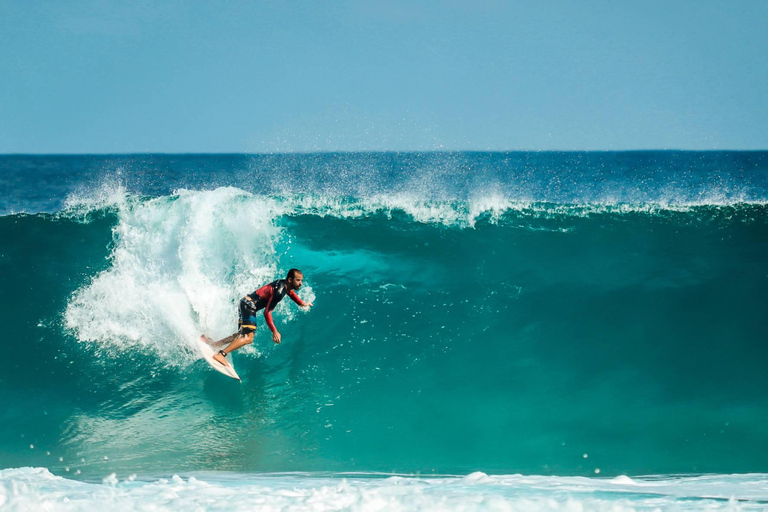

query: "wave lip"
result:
(285, 191), (768, 227)
(56, 184), (768, 228)
(3, 468), (768, 511)
(5, 151), (768, 217)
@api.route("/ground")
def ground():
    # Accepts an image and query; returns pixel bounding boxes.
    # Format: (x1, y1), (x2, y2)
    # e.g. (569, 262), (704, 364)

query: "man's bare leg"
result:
(201, 333), (238, 349)
(212, 332), (254, 367)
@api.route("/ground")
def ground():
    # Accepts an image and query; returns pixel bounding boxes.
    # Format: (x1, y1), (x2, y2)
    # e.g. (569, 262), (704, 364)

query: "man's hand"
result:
(272, 331), (282, 344)
(302, 301), (314, 308)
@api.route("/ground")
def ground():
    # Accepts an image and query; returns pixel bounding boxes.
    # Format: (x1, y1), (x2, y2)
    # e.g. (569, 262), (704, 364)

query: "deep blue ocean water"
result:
(1, 152), (768, 510)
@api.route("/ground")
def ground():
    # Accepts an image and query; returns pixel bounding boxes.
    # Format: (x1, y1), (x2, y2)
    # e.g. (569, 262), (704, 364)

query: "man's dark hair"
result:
(287, 268), (303, 279)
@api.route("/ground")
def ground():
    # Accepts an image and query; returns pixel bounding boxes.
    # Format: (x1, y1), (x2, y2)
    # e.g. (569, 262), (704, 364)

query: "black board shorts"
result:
(238, 298), (258, 334)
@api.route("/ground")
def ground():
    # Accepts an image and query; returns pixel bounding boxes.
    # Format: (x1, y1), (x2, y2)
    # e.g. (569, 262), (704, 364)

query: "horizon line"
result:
(1, 148), (767, 157)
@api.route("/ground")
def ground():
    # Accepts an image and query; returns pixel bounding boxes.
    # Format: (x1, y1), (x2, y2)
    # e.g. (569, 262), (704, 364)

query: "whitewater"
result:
(1, 152), (767, 510)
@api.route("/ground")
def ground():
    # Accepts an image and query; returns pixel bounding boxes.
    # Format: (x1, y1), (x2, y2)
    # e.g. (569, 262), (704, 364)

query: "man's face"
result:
(289, 274), (303, 289)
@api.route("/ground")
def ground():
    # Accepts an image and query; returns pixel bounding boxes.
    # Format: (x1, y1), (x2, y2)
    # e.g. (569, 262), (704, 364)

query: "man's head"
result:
(286, 268), (304, 290)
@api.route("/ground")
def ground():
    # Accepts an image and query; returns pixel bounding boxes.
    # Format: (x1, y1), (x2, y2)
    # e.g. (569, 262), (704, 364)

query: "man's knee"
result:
(242, 333), (254, 344)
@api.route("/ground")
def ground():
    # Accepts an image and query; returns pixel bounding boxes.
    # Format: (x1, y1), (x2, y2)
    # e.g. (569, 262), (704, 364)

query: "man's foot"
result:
(200, 334), (214, 344)
(213, 350), (229, 367)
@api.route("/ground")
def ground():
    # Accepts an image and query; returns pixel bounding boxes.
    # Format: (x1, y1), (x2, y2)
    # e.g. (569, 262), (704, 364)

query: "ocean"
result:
(1, 152), (767, 510)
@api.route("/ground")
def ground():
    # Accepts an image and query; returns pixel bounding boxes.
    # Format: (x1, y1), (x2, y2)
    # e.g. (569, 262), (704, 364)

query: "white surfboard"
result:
(195, 336), (241, 381)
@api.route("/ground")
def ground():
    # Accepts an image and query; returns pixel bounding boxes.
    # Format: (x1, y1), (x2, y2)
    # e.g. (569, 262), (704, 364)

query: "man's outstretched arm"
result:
(287, 290), (313, 307)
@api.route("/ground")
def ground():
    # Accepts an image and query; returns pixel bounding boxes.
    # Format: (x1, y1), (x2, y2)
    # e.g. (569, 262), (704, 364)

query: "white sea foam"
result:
(64, 187), (312, 364)
(2, 467), (768, 511)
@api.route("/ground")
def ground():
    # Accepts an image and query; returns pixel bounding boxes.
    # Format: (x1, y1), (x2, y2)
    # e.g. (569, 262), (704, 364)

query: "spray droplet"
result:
(29, 444), (34, 449)
(594, 468), (601, 474)
(583, 453), (588, 459)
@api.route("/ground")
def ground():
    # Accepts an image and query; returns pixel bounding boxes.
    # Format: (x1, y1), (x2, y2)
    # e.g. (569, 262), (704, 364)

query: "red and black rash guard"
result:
(247, 279), (305, 333)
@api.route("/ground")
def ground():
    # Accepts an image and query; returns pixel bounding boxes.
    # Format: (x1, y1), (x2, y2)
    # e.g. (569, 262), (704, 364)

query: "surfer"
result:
(203, 269), (313, 367)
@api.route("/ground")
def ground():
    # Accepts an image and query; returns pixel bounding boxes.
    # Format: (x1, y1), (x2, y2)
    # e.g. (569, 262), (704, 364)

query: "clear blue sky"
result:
(1, 0), (766, 153)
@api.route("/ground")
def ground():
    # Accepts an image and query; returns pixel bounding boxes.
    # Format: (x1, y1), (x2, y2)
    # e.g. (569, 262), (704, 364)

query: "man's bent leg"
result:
(205, 333), (239, 349)
(212, 332), (254, 366)
(223, 332), (254, 354)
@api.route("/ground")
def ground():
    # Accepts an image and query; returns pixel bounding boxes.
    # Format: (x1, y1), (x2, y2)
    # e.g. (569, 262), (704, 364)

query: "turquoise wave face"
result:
(1, 189), (767, 479)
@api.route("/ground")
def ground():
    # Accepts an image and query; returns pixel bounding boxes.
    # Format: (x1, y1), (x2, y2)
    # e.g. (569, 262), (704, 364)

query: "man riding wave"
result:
(202, 269), (313, 367)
